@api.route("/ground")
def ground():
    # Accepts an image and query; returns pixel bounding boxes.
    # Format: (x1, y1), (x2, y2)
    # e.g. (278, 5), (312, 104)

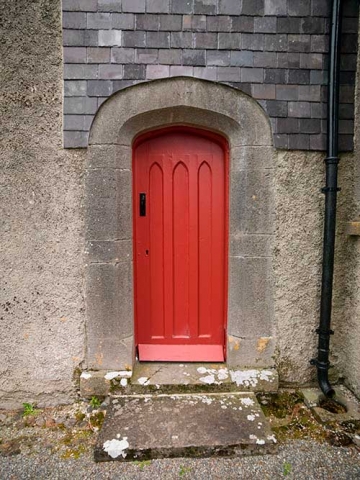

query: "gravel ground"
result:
(1, 440), (360, 480)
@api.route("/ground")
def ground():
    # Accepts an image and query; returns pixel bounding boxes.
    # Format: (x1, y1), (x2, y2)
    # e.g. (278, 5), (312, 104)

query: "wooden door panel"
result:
(134, 129), (228, 361)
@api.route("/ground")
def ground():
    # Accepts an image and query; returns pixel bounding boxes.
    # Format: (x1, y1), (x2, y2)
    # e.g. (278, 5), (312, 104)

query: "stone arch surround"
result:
(85, 77), (275, 371)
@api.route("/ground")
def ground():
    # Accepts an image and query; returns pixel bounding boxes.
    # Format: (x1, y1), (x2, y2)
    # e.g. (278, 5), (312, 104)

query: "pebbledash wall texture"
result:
(1, 0), (360, 409)
(62, 0), (358, 150)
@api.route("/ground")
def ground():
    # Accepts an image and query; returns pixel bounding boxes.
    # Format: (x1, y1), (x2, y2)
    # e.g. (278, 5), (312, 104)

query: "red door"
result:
(133, 128), (228, 361)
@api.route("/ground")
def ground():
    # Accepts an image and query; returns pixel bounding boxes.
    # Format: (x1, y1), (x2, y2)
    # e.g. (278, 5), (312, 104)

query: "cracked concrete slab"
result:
(94, 392), (277, 461)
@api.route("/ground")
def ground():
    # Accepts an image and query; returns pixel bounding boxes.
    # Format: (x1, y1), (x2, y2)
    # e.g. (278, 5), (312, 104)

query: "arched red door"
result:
(133, 128), (228, 361)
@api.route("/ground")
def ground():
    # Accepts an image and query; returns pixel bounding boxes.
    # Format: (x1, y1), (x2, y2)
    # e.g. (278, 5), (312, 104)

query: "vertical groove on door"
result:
(172, 162), (190, 338)
(149, 162), (165, 339)
(198, 161), (213, 337)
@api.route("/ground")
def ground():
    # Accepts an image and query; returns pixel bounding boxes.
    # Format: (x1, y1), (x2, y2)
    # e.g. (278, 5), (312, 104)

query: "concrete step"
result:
(94, 392), (277, 462)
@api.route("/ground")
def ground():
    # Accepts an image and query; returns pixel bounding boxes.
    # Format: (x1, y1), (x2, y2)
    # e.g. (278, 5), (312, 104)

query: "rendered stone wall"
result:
(62, 0), (358, 150)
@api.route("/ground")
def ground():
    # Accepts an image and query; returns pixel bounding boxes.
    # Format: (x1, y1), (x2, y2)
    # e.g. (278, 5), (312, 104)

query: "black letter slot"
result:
(140, 193), (146, 216)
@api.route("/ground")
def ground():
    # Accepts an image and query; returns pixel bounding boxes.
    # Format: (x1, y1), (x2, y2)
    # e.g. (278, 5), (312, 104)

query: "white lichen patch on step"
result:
(103, 437), (129, 459)
(137, 377), (150, 385)
(197, 366), (229, 384)
(199, 374), (215, 384)
(105, 372), (122, 380)
(256, 439), (265, 445)
(240, 397), (255, 407)
(229, 369), (275, 387)
(80, 372), (92, 379)
(247, 414), (256, 421)
(267, 434), (277, 443)
(120, 378), (128, 387)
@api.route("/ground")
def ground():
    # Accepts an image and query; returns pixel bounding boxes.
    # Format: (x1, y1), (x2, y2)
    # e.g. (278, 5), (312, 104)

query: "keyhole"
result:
(145, 250), (149, 256)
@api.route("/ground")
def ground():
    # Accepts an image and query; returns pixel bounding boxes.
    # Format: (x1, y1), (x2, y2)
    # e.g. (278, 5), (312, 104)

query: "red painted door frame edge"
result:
(132, 126), (230, 362)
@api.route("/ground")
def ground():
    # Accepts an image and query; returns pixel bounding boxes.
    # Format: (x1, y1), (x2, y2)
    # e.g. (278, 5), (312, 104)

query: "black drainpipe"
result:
(310, 0), (343, 398)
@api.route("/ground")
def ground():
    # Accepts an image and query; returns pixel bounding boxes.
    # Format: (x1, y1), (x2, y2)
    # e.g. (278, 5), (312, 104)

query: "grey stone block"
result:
(217, 67), (240, 82)
(311, 0), (330, 16)
(63, 29), (86, 46)
(339, 119), (354, 135)
(111, 48), (136, 63)
(64, 64), (98, 80)
(277, 52), (300, 68)
(231, 16), (254, 32)
(265, 34), (288, 52)
(300, 53), (323, 70)
(242, 34), (264, 51)
(146, 64), (170, 78)
(288, 69), (310, 85)
(264, 0), (286, 16)
(253, 52), (276, 68)
(288, 0), (310, 16)
(64, 80), (87, 96)
(264, 68), (286, 84)
(309, 69), (328, 85)
(87, 47), (111, 63)
(190, 14), (207, 31)
(241, 0), (264, 16)
(85, 30), (99, 46)
(171, 31), (193, 48)
(158, 49), (182, 64)
(171, 0), (194, 14)
(194, 0), (217, 15)
(311, 103), (327, 119)
(98, 0), (123, 12)
(169, 65), (193, 76)
(273, 134), (288, 148)
(207, 50), (230, 66)
(298, 85), (321, 102)
(288, 101), (311, 118)
(276, 117), (299, 133)
(62, 12), (86, 29)
(341, 54), (357, 72)
(87, 145), (131, 169)
(63, 0), (97, 11)
(277, 17), (301, 34)
(87, 80), (113, 97)
(309, 134), (326, 150)
(299, 119), (321, 134)
(230, 51), (253, 67)
(231, 145), (275, 171)
(136, 48), (159, 63)
(64, 114), (93, 131)
(276, 85), (298, 100)
(254, 17), (276, 33)
(86, 170), (132, 240)
(136, 13), (160, 30)
(241, 67), (263, 83)
(207, 16), (232, 32)
(123, 0), (146, 12)
(288, 34), (311, 53)
(218, 0), (241, 15)
(339, 103), (354, 119)
(80, 371), (111, 398)
(339, 135), (354, 152)
(339, 85), (355, 104)
(288, 134), (310, 149)
(193, 66), (217, 80)
(218, 33), (241, 50)
(182, 49), (205, 65)
(98, 30), (122, 47)
(301, 17), (325, 34)
(64, 96), (98, 114)
(252, 84), (276, 100)
(112, 13), (135, 29)
(311, 35), (329, 53)
(123, 64), (146, 79)
(159, 14), (182, 30)
(85, 263), (133, 366)
(87, 12), (111, 30)
(123, 31), (146, 47)
(85, 240), (132, 264)
(63, 47), (86, 64)
(228, 256), (273, 338)
(146, 31), (170, 48)
(264, 99), (287, 117)
(194, 32), (218, 49)
(147, 0), (170, 13)
(99, 64), (124, 79)
(63, 130), (88, 148)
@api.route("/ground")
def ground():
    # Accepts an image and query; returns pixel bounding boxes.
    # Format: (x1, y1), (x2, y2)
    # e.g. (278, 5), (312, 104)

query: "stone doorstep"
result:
(301, 387), (360, 425)
(94, 392), (277, 462)
(80, 364), (279, 398)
